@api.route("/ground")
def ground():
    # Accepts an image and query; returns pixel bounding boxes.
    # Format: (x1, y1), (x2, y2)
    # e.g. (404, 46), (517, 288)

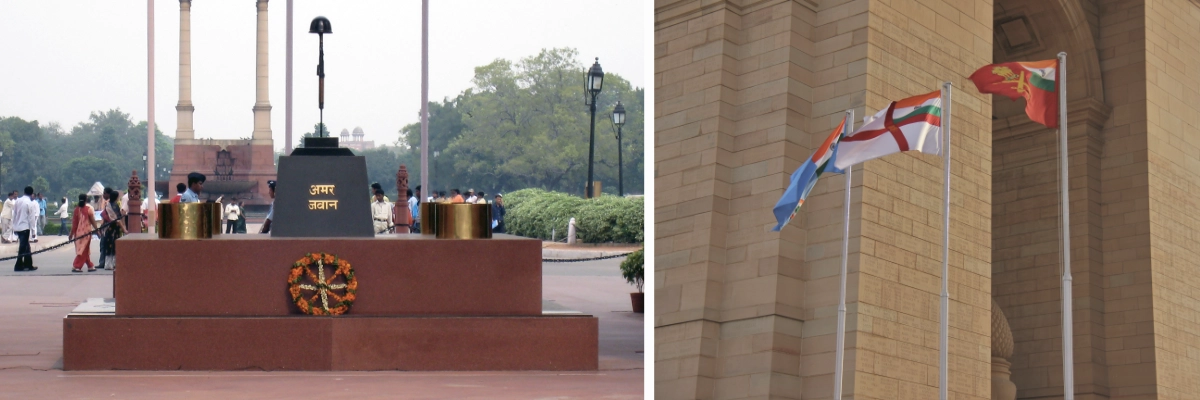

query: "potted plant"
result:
(620, 248), (644, 313)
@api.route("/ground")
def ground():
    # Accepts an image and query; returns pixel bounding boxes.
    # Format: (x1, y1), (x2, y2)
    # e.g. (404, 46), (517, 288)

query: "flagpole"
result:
(833, 109), (854, 400)
(939, 81), (952, 400)
(1058, 51), (1075, 400)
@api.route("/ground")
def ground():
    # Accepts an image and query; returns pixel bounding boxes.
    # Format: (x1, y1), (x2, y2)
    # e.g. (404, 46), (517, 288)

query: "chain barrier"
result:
(0, 219), (121, 262)
(542, 252), (634, 263)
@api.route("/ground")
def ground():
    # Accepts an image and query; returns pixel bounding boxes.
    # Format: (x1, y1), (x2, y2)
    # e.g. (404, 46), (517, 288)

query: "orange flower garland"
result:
(288, 252), (357, 315)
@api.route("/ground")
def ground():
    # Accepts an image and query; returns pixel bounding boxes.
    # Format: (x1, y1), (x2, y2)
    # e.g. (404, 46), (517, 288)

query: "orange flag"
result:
(969, 59), (1058, 128)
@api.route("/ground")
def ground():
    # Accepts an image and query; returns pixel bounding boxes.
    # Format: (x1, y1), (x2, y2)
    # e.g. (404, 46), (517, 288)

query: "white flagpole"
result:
(1058, 51), (1075, 400)
(939, 81), (953, 400)
(833, 108), (854, 400)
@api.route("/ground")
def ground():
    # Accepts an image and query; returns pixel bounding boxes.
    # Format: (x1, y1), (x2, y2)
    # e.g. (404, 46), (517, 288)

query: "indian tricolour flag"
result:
(832, 91), (942, 170)
(771, 117), (847, 231)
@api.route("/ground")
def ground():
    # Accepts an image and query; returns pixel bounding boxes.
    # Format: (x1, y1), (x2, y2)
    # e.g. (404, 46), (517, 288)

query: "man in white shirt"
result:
(225, 202), (241, 234)
(12, 187), (38, 271)
(0, 192), (14, 243)
(465, 189), (478, 203)
(371, 190), (393, 234)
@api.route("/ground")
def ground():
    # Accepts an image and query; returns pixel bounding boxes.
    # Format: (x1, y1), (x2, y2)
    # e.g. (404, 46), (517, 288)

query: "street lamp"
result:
(309, 16), (332, 137)
(611, 101), (626, 197)
(584, 57), (604, 199)
(143, 152), (148, 178)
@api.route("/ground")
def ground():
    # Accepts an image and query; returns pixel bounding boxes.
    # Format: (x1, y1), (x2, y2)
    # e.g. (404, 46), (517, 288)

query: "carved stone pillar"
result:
(176, 0), (194, 140)
(393, 165), (411, 233)
(992, 298), (1017, 400)
(127, 171), (144, 234)
(252, 0), (272, 141)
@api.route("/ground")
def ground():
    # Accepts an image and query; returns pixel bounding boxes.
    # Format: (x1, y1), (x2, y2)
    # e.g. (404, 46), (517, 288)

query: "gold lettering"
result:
(307, 199), (339, 211)
(309, 185), (337, 195)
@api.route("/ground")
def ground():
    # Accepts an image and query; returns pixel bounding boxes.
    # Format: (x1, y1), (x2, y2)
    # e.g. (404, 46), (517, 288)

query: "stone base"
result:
(63, 312), (598, 371)
(115, 233), (543, 316)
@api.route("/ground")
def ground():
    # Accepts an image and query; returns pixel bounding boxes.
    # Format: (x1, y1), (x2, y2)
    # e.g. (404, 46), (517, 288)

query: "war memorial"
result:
(58, 1), (598, 372)
(656, 0), (1200, 399)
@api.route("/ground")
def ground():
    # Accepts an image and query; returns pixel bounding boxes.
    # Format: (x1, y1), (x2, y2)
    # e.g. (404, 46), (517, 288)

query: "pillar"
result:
(394, 165), (411, 234)
(252, 0), (272, 141)
(175, 0), (194, 140)
(127, 171), (143, 234)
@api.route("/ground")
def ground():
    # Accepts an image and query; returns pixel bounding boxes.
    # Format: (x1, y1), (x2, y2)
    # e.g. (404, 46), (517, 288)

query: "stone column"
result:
(252, 0), (272, 141)
(175, 0), (194, 140)
(127, 171), (143, 234)
(394, 165), (411, 234)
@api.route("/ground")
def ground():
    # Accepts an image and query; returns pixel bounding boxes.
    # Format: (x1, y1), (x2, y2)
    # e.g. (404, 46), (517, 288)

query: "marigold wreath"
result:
(288, 252), (358, 315)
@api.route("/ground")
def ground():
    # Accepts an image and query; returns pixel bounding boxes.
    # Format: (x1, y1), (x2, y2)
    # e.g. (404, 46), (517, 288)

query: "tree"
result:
(32, 177), (49, 195)
(60, 156), (120, 195)
(402, 47), (645, 196)
(359, 147), (404, 198)
(0, 110), (170, 197)
(298, 123), (332, 148)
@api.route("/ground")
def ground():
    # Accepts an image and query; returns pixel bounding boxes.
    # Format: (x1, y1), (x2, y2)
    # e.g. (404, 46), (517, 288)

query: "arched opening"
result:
(991, 0), (1113, 398)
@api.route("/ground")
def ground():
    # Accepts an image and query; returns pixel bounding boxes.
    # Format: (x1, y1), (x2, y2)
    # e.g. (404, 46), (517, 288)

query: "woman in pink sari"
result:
(70, 194), (99, 272)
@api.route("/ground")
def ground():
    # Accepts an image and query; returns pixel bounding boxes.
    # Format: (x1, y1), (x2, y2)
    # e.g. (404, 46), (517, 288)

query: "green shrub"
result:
(620, 248), (644, 292)
(505, 188), (643, 243)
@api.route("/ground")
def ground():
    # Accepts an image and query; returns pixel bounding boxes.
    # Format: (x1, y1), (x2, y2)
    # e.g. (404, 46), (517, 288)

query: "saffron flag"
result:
(771, 118), (847, 231)
(832, 91), (943, 170)
(969, 59), (1058, 127)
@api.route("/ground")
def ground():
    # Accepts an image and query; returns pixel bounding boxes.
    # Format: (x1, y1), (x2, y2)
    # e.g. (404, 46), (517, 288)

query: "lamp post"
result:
(611, 101), (626, 197)
(584, 58), (604, 199)
(309, 17), (332, 137)
(1, 150), (4, 194)
(143, 152), (148, 179)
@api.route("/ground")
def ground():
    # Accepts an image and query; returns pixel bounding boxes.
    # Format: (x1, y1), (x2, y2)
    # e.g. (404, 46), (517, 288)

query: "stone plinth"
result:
(63, 313), (597, 371)
(68, 232), (599, 371)
(114, 233), (542, 316)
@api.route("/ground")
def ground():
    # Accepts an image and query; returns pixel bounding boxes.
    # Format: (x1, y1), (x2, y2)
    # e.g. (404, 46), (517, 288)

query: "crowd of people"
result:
(0, 171), (513, 272)
(368, 185), (507, 234)
(0, 184), (129, 272)
(0, 191), (50, 245)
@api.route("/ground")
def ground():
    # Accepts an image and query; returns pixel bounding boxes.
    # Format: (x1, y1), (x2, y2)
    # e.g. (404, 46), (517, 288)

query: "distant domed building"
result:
(341, 126), (375, 151)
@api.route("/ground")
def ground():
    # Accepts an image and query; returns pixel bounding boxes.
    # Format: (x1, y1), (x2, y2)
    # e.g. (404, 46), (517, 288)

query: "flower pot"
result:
(630, 292), (644, 313)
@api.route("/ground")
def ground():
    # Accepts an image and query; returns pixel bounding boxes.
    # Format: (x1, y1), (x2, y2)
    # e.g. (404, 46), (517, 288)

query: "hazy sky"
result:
(0, 0), (645, 151)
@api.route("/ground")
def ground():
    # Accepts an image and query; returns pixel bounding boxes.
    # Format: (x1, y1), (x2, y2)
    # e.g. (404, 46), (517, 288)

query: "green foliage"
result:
(32, 177), (49, 195)
(0, 110), (173, 199)
(393, 47), (644, 197)
(620, 248), (644, 292)
(300, 123), (331, 147)
(360, 147), (404, 198)
(505, 188), (643, 244)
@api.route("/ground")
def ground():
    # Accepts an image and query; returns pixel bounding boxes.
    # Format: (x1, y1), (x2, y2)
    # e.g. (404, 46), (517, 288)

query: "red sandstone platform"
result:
(63, 312), (598, 371)
(114, 233), (542, 316)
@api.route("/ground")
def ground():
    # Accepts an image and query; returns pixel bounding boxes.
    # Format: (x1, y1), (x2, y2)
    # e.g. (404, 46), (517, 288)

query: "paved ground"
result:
(0, 236), (645, 399)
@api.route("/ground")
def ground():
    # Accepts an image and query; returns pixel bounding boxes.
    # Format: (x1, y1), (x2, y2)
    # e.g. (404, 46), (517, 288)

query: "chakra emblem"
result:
(288, 253), (358, 315)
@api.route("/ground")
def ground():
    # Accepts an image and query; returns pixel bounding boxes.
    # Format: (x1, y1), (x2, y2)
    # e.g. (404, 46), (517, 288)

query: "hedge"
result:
(505, 188), (643, 243)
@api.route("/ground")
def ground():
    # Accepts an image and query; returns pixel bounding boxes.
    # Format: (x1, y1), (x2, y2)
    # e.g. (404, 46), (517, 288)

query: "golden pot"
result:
(420, 202), (437, 236)
(156, 203), (223, 239)
(435, 203), (492, 239)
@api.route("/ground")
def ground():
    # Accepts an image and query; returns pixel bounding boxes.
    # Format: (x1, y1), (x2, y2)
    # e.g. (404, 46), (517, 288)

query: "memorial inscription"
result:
(271, 155), (373, 237)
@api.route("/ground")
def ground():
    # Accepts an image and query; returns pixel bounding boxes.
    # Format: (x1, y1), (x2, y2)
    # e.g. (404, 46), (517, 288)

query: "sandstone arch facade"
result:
(656, 0), (1200, 398)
